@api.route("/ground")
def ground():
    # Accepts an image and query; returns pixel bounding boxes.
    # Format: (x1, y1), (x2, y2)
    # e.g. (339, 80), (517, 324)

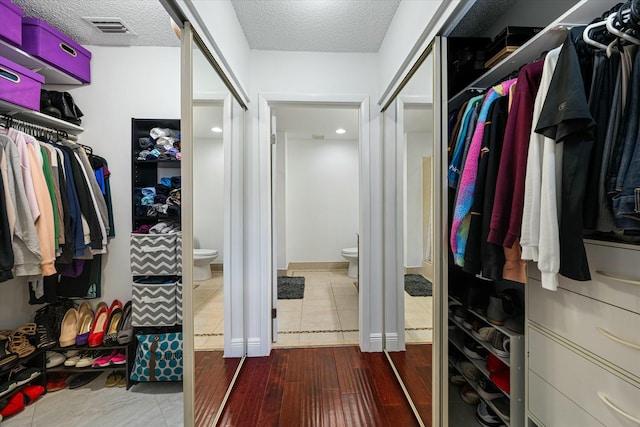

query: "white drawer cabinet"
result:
(528, 242), (640, 315)
(528, 371), (603, 427)
(529, 327), (640, 427)
(528, 278), (640, 379)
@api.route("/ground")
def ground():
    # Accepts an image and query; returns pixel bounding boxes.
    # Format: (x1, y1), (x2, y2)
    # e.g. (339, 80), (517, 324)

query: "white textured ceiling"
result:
(231, 0), (401, 52)
(275, 105), (359, 140)
(11, 0), (180, 47)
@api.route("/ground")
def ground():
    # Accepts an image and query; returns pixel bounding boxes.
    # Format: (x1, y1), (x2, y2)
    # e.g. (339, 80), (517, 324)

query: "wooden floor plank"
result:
(216, 346), (420, 426)
(388, 344), (433, 426)
(194, 351), (241, 427)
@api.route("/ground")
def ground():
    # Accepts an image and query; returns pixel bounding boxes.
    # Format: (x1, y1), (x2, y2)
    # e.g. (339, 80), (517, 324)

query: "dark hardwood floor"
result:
(195, 351), (243, 426)
(217, 346), (420, 426)
(388, 344), (432, 426)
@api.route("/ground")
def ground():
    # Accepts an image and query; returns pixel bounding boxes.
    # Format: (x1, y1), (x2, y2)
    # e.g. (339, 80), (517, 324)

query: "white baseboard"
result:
(224, 338), (245, 358)
(362, 332), (383, 352)
(384, 332), (404, 352)
(247, 338), (270, 357)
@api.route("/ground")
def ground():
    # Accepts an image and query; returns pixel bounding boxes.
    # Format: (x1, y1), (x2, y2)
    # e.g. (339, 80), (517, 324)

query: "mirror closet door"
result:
(384, 45), (441, 427)
(180, 22), (245, 426)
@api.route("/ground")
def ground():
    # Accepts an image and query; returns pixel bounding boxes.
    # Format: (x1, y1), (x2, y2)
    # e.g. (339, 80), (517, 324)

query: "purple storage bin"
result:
(21, 18), (91, 83)
(0, 0), (23, 46)
(0, 56), (45, 110)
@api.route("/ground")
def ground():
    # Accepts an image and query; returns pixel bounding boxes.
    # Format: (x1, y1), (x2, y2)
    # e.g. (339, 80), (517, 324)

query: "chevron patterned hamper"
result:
(175, 280), (182, 325)
(132, 278), (178, 326)
(130, 233), (179, 275)
(175, 233), (182, 276)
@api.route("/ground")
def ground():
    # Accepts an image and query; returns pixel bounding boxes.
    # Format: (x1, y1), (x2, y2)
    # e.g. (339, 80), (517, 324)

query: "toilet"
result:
(193, 249), (218, 281)
(341, 247), (358, 278)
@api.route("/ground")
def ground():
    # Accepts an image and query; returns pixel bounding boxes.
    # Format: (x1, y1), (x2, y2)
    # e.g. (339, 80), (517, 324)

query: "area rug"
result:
(277, 276), (305, 299)
(404, 274), (432, 297)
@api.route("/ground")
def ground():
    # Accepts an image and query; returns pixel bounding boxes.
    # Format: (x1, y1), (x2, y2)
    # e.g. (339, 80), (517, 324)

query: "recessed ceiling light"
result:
(336, 128), (346, 134)
(211, 127), (222, 133)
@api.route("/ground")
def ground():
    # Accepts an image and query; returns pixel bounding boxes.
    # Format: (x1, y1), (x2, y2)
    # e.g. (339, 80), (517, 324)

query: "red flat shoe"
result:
(21, 385), (44, 405)
(0, 390), (25, 418)
(88, 306), (109, 347)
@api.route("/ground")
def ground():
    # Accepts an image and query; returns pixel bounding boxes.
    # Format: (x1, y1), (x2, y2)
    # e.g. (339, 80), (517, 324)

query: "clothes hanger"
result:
(583, 20), (610, 50)
(606, 12), (640, 45)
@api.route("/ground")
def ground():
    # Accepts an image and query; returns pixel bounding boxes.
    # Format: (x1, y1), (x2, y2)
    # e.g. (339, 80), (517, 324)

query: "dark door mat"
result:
(404, 274), (432, 297)
(278, 276), (305, 299)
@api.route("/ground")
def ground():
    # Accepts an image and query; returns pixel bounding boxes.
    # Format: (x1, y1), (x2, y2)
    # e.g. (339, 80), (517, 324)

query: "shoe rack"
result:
(448, 293), (524, 426)
(0, 350), (46, 405)
(46, 343), (135, 390)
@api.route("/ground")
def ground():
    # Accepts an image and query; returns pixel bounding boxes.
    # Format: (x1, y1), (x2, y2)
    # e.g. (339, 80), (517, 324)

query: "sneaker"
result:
(45, 352), (66, 369)
(462, 312), (475, 330)
(477, 377), (503, 400)
(492, 397), (510, 421)
(487, 294), (516, 326)
(457, 360), (480, 382)
(463, 337), (487, 360)
(450, 373), (466, 385)
(453, 306), (466, 323)
(76, 351), (101, 368)
(476, 400), (504, 426)
(460, 383), (480, 405)
(64, 351), (88, 367)
(8, 366), (41, 386)
(471, 320), (496, 342)
(490, 332), (510, 358)
(0, 380), (18, 399)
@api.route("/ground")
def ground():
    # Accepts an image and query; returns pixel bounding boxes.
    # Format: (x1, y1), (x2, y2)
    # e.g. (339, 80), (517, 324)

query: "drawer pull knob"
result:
(595, 270), (640, 286)
(596, 327), (640, 350)
(597, 392), (640, 424)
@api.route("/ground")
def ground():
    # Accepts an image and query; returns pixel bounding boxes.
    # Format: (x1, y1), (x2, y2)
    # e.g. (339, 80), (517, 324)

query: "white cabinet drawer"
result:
(529, 327), (640, 427)
(528, 242), (640, 314)
(528, 371), (603, 427)
(528, 278), (640, 380)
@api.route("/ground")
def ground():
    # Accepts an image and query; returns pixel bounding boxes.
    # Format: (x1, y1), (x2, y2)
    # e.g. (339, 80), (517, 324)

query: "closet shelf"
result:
(0, 38), (83, 85)
(0, 99), (85, 135)
(449, 295), (522, 339)
(448, 0), (623, 109)
(449, 362), (511, 427)
(449, 314), (511, 367)
(134, 159), (181, 168)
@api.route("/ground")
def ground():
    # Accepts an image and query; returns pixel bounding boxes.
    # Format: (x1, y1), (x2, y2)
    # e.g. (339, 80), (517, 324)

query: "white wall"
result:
(193, 137), (224, 261)
(68, 45), (181, 304)
(285, 137), (359, 264)
(182, 0), (251, 102)
(377, 0), (443, 101)
(405, 131), (432, 267)
(275, 131), (287, 270)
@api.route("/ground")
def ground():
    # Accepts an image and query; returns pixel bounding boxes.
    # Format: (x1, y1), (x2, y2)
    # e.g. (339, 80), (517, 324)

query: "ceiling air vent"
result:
(83, 17), (136, 35)
(312, 134), (325, 140)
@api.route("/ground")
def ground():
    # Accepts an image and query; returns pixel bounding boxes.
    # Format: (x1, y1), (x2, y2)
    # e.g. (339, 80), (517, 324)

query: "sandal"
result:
(0, 336), (18, 369)
(8, 334), (35, 359)
(14, 323), (36, 336)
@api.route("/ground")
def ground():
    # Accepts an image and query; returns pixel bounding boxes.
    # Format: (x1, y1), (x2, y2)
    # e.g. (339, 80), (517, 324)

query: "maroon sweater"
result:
(488, 60), (544, 248)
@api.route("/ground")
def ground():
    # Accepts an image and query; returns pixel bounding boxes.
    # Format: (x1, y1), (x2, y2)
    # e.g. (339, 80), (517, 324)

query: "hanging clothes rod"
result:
(0, 114), (78, 141)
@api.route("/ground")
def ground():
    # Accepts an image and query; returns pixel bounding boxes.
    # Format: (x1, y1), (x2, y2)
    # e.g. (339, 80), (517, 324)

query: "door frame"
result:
(255, 93), (375, 354)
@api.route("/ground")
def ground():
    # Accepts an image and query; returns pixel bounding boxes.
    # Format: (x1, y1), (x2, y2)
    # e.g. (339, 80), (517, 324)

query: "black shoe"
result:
(39, 90), (62, 119)
(477, 377), (503, 400)
(66, 371), (101, 389)
(463, 337), (487, 360)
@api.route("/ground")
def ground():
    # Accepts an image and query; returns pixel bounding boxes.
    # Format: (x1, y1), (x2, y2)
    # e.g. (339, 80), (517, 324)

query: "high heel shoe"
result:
(117, 301), (133, 345)
(75, 310), (94, 346)
(87, 306), (108, 347)
(58, 308), (79, 348)
(102, 307), (122, 346)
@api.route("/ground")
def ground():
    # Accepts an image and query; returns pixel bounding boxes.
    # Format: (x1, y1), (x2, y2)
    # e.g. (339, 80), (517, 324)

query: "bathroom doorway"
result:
(270, 104), (361, 347)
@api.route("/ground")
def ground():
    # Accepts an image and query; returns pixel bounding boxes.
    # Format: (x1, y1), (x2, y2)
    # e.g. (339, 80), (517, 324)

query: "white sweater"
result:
(520, 46), (563, 291)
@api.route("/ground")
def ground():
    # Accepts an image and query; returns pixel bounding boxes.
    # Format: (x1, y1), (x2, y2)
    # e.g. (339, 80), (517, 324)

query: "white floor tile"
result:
(301, 310), (340, 331)
(338, 310), (359, 330)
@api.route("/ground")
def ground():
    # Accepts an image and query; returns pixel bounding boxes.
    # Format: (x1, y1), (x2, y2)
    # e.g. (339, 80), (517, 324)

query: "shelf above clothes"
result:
(0, 99), (84, 136)
(448, 0), (626, 109)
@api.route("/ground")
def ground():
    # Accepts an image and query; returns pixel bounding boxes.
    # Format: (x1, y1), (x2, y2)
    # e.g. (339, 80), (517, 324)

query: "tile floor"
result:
(191, 269), (433, 348)
(274, 269), (360, 347)
(0, 372), (183, 427)
(193, 272), (224, 351)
